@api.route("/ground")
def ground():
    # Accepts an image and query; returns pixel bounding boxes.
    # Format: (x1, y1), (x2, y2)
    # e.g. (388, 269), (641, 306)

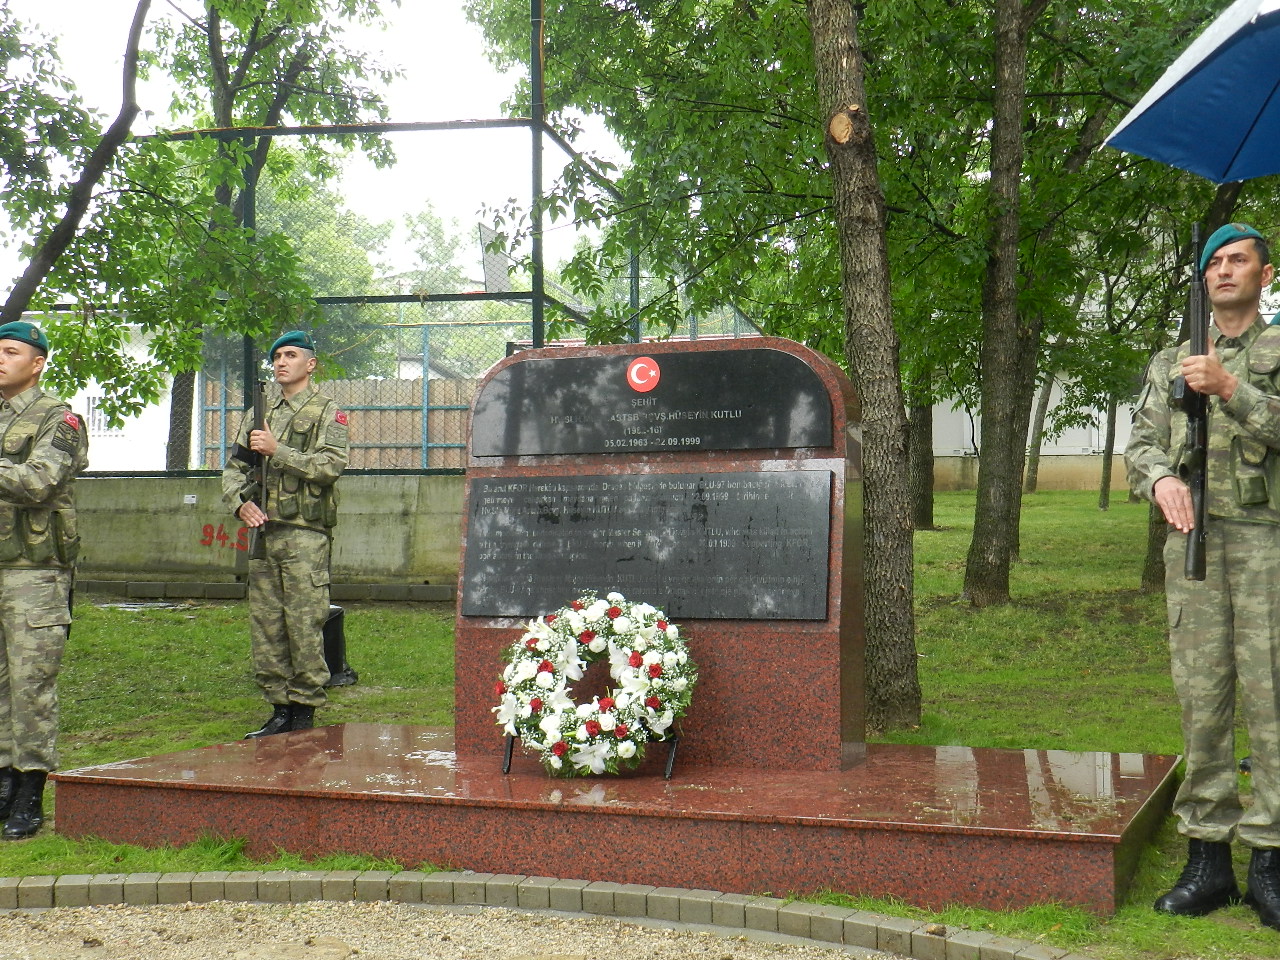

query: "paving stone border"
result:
(0, 870), (1098, 960)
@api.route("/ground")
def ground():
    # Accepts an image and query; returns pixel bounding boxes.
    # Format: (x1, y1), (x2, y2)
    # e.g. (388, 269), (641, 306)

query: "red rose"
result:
(530, 697), (543, 712)
(628, 651), (644, 668)
(546, 614), (557, 624)
(552, 741), (568, 756)
(656, 620), (668, 631)
(645, 696), (661, 710)
(614, 723), (630, 738)
(571, 600), (584, 610)
(607, 606), (623, 619)
(525, 637), (539, 650)
(537, 659), (554, 673)
(494, 681), (507, 696)
(578, 630), (596, 645)
(599, 697), (615, 711)
(585, 720), (602, 737)
(648, 663), (663, 678)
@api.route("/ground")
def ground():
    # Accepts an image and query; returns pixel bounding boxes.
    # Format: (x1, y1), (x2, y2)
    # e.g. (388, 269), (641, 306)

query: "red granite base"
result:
(51, 723), (1178, 915)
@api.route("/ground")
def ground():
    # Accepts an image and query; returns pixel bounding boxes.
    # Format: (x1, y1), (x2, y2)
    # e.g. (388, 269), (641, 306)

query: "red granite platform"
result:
(52, 723), (1178, 915)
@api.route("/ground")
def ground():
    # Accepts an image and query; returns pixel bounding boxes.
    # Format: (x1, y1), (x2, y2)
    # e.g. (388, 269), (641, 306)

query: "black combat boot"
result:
(0, 767), (17, 821)
(245, 704), (292, 739)
(289, 705), (315, 730)
(1154, 838), (1241, 915)
(1246, 848), (1280, 930)
(2, 770), (47, 840)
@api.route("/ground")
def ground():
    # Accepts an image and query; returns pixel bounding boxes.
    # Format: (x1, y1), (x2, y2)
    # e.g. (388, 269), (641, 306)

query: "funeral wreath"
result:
(493, 591), (697, 777)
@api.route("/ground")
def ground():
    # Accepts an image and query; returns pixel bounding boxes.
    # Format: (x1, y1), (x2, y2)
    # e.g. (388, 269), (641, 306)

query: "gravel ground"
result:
(0, 900), (899, 960)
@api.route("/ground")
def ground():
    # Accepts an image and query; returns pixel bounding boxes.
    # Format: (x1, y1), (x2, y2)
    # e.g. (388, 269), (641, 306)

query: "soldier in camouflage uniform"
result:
(222, 331), (348, 739)
(1126, 223), (1280, 930)
(0, 321), (88, 840)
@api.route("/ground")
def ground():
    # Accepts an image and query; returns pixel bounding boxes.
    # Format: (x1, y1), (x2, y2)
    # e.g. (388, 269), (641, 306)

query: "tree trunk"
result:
(1142, 504), (1167, 592)
(1, 0), (151, 323)
(963, 0), (1033, 606)
(908, 401), (935, 530)
(1099, 393), (1117, 511)
(806, 0), (920, 732)
(1023, 374), (1054, 494)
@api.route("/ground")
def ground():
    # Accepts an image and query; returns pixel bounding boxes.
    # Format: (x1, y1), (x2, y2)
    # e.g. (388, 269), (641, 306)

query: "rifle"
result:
(1172, 224), (1208, 581)
(232, 380), (268, 563)
(249, 379), (266, 558)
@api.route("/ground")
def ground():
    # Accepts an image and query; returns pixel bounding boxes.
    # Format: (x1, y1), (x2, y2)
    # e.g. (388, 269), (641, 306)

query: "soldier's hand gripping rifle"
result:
(1172, 224), (1208, 581)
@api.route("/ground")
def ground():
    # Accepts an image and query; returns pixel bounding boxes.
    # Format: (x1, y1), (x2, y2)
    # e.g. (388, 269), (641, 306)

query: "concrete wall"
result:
(76, 474), (464, 583)
(934, 454), (1131, 493)
(75, 457), (1128, 582)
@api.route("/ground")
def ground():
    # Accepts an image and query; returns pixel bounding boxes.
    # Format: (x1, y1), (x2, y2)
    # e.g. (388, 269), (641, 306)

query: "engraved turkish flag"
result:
(626, 357), (660, 393)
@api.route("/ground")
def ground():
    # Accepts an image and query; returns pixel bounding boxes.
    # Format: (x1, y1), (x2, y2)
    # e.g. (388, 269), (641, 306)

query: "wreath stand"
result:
(502, 733), (681, 780)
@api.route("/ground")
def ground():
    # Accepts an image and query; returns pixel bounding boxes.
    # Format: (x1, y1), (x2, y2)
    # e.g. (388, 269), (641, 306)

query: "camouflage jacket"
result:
(1125, 314), (1280, 523)
(0, 386), (89, 567)
(221, 382), (349, 533)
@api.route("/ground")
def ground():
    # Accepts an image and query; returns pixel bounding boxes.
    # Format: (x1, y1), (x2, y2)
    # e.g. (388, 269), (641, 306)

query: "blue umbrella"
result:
(1106, 0), (1280, 183)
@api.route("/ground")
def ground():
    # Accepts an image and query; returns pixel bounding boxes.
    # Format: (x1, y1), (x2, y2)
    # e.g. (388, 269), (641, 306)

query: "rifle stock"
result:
(1174, 224), (1208, 581)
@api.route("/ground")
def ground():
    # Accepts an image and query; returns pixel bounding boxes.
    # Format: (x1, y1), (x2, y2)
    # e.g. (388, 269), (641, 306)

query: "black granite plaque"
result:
(460, 470), (831, 620)
(471, 348), (833, 457)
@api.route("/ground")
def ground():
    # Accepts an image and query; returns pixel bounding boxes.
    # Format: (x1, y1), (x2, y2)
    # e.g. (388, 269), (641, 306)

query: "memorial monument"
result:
(454, 336), (864, 770)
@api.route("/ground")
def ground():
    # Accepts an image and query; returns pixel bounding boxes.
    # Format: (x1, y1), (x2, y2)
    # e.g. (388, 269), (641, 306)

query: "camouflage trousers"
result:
(248, 524), (331, 708)
(1166, 518), (1280, 847)
(0, 566), (71, 773)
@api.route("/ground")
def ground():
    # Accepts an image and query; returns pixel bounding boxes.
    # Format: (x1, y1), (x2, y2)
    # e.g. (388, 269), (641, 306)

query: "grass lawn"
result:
(2, 489), (1277, 958)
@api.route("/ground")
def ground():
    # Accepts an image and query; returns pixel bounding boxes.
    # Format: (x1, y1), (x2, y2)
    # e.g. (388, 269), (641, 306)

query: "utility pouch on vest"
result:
(278, 472), (301, 519)
(0, 506), (22, 563)
(302, 482), (324, 523)
(52, 510), (79, 564)
(22, 508), (57, 565)
(1233, 435), (1271, 506)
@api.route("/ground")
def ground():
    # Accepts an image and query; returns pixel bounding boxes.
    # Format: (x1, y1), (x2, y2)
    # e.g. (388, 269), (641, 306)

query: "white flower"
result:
(606, 592), (625, 603)
(662, 652), (679, 667)
(538, 712), (565, 738)
(534, 637), (550, 653)
(612, 616), (633, 634)
(638, 625), (657, 641)
(616, 741), (637, 759)
(647, 709), (675, 736)
(598, 712), (617, 731)
(493, 694), (520, 734)
(633, 636), (648, 652)
(567, 612), (585, 634)
(586, 599), (609, 618)
(676, 651), (687, 664)
(588, 636), (607, 654)
(534, 670), (556, 689)
(545, 684), (575, 714)
(576, 724), (589, 741)
(575, 702), (597, 718)
(633, 602), (656, 617)
(665, 624), (680, 639)
(513, 659), (539, 683)
(618, 670), (651, 697)
(571, 741), (612, 774)
(643, 651), (661, 666)
(673, 677), (688, 691)
(549, 755), (563, 770)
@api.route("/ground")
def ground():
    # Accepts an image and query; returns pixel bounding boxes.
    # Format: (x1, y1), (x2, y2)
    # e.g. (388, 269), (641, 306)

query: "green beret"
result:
(0, 321), (49, 355)
(1201, 223), (1265, 272)
(270, 330), (316, 358)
